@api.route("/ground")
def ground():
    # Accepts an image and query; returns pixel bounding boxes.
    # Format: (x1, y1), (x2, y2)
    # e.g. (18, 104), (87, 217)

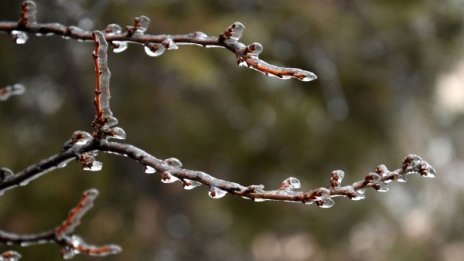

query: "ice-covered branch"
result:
(0, 84), (25, 101)
(0, 1), (316, 82)
(0, 251), (21, 261)
(0, 189), (121, 259)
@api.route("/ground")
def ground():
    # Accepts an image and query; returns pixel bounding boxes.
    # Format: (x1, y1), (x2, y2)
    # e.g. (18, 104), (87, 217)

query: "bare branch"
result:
(0, 1), (317, 82)
(0, 189), (121, 259)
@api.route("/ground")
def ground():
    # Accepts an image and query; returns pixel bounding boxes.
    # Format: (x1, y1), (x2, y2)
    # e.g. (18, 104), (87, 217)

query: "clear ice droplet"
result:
(144, 43), (165, 57)
(280, 177), (301, 190)
(183, 179), (201, 190)
(109, 127), (126, 140)
(164, 157), (183, 168)
(134, 15), (150, 34)
(112, 41), (128, 53)
(294, 69), (318, 82)
(83, 160), (103, 172)
(144, 165), (156, 174)
(105, 23), (122, 35)
(162, 37), (178, 50)
(11, 30), (28, 44)
(247, 42), (263, 57)
(208, 186), (227, 199)
(193, 31), (208, 39)
(226, 22), (245, 41)
(317, 198), (335, 208)
(160, 171), (179, 183)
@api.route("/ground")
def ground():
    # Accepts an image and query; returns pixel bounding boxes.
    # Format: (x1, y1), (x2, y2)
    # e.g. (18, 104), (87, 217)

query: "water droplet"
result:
(11, 30), (28, 44)
(280, 177), (301, 190)
(108, 127), (126, 140)
(375, 182), (389, 192)
(112, 41), (128, 53)
(208, 186), (227, 199)
(104, 23), (122, 35)
(144, 165), (156, 174)
(162, 37), (178, 50)
(182, 179), (201, 190)
(164, 157), (183, 168)
(317, 198), (335, 208)
(144, 43), (165, 57)
(160, 171), (179, 183)
(330, 170), (345, 187)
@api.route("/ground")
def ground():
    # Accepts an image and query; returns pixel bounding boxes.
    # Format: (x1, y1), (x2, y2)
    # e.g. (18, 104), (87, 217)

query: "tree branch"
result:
(0, 189), (121, 259)
(0, 84), (25, 101)
(0, 1), (317, 82)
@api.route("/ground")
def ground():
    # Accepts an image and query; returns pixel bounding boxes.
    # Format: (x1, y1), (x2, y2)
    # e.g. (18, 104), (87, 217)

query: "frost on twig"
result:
(0, 84), (25, 101)
(0, 189), (121, 259)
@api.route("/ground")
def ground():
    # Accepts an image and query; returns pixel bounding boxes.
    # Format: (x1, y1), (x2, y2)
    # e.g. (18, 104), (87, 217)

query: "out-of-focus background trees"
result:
(1, 0), (464, 260)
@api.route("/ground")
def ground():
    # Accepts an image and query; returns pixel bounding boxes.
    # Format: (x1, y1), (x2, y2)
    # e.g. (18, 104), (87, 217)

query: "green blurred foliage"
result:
(1, 0), (464, 260)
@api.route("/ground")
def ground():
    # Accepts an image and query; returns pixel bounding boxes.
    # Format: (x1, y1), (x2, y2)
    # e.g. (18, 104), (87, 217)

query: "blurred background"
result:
(1, 0), (464, 260)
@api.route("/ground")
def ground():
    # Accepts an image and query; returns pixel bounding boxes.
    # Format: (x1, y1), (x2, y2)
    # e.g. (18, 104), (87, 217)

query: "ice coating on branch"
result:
(222, 22), (245, 42)
(193, 31), (208, 39)
(375, 182), (389, 192)
(60, 236), (121, 259)
(346, 186), (365, 201)
(10, 30), (28, 44)
(279, 177), (301, 190)
(182, 179), (201, 190)
(160, 171), (179, 183)
(70, 131), (93, 146)
(208, 186), (227, 199)
(20, 0), (37, 25)
(402, 154), (436, 178)
(144, 43), (165, 57)
(0, 84), (25, 101)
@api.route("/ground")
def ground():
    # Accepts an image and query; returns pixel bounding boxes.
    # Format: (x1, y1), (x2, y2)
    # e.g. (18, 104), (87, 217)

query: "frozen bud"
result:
(315, 187), (331, 200)
(208, 186), (227, 199)
(314, 187), (335, 208)
(316, 198), (335, 208)
(130, 15), (150, 35)
(144, 43), (165, 57)
(160, 171), (179, 184)
(71, 131), (93, 146)
(365, 172), (381, 183)
(162, 37), (178, 50)
(104, 23), (122, 35)
(374, 182), (389, 192)
(375, 164), (389, 176)
(330, 170), (345, 187)
(419, 161), (436, 178)
(107, 127), (126, 140)
(1, 250), (22, 261)
(402, 154), (422, 173)
(20, 0), (37, 25)
(112, 41), (128, 53)
(10, 30), (28, 44)
(345, 186), (365, 201)
(279, 177), (301, 190)
(80, 153), (103, 172)
(246, 42), (263, 57)
(182, 179), (201, 190)
(164, 157), (183, 168)
(222, 21), (245, 41)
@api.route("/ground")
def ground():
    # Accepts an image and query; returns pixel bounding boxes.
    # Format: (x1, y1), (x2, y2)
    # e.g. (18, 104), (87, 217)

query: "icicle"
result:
(10, 30), (28, 44)
(208, 186), (227, 199)
(164, 158), (183, 168)
(279, 177), (301, 190)
(162, 37), (178, 50)
(160, 171), (179, 183)
(182, 179), (201, 190)
(144, 43), (165, 57)
(144, 165), (156, 174)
